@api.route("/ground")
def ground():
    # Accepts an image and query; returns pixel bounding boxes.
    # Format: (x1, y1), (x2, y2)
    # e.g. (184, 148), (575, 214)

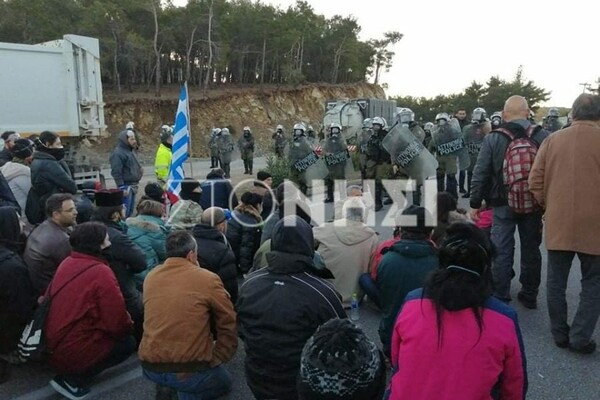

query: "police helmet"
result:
(221, 128), (230, 135)
(435, 112), (450, 124)
(328, 123), (342, 136)
(424, 122), (434, 132)
(293, 122), (306, 137)
(471, 107), (487, 123)
(362, 118), (373, 129)
(547, 107), (559, 118)
(398, 108), (415, 124)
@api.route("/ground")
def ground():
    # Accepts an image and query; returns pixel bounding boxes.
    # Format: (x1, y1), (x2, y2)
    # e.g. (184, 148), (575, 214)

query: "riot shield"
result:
(462, 122), (490, 155)
(410, 124), (426, 142)
(381, 124), (438, 182)
(321, 135), (353, 178)
(432, 119), (470, 170)
(288, 137), (328, 181)
(218, 135), (237, 164)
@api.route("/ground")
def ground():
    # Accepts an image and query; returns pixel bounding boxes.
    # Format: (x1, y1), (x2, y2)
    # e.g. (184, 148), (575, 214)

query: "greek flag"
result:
(167, 83), (190, 196)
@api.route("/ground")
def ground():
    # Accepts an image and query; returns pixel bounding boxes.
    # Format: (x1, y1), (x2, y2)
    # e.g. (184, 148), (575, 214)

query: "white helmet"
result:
(212, 128), (221, 136)
(398, 108), (415, 124)
(372, 116), (385, 129)
(243, 126), (252, 133)
(424, 122), (434, 132)
(471, 107), (487, 123)
(547, 107), (559, 118)
(435, 112), (450, 124)
(293, 122), (306, 137)
(125, 121), (135, 130)
(362, 118), (373, 129)
(276, 124), (285, 133)
(328, 123), (342, 136)
(221, 128), (230, 135)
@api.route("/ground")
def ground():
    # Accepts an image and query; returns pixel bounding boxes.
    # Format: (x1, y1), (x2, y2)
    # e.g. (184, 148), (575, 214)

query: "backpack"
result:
(17, 264), (96, 362)
(496, 125), (540, 213)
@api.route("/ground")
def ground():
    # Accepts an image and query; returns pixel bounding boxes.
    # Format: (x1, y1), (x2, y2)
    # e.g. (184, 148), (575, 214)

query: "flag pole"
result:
(185, 82), (195, 179)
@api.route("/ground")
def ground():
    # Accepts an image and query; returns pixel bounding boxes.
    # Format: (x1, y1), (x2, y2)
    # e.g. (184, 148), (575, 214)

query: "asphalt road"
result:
(1, 160), (598, 400)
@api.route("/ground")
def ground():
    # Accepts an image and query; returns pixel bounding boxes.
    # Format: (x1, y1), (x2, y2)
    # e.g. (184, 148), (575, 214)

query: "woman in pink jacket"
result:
(386, 222), (527, 400)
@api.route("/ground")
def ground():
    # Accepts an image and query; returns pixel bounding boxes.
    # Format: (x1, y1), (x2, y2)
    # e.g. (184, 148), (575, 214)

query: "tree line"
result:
(0, 0), (402, 96)
(392, 67), (551, 123)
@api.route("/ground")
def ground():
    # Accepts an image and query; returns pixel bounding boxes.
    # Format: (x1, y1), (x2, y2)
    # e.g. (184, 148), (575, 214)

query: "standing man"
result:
(217, 128), (234, 179)
(469, 95), (549, 308)
(543, 107), (564, 133)
(272, 124), (287, 158)
(154, 125), (173, 186)
(0, 131), (20, 167)
(529, 93), (600, 354)
(357, 118), (372, 180)
(365, 117), (391, 211)
(322, 123), (349, 203)
(110, 130), (143, 218)
(462, 107), (491, 198)
(139, 231), (237, 398)
(429, 113), (461, 198)
(454, 108), (469, 194)
(209, 128), (221, 169)
(238, 126), (255, 175)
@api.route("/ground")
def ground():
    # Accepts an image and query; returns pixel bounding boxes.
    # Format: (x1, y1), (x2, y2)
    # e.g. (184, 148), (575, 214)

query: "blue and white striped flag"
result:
(167, 83), (190, 197)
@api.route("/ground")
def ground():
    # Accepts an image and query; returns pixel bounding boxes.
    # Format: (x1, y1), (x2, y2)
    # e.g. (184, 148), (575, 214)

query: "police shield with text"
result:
(462, 107), (491, 198)
(288, 123), (327, 195)
(322, 123), (351, 203)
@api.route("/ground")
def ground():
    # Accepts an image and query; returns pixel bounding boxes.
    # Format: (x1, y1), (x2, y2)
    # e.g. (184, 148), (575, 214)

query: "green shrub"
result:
(265, 154), (291, 187)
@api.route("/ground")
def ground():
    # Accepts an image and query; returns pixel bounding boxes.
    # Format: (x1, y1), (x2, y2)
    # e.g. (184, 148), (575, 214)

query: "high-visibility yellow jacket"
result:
(154, 143), (172, 182)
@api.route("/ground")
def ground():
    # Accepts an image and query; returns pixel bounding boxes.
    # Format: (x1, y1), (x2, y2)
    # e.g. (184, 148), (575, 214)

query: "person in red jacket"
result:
(45, 222), (135, 400)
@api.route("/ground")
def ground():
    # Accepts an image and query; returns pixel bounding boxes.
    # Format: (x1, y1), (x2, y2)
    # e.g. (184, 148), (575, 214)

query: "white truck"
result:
(0, 34), (106, 173)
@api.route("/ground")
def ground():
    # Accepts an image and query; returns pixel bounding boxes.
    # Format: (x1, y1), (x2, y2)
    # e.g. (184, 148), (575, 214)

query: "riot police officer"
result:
(490, 112), (502, 129)
(398, 108), (426, 142)
(322, 123), (349, 203)
(462, 107), (490, 198)
(358, 118), (372, 180)
(217, 128), (234, 178)
(272, 124), (287, 158)
(365, 116), (391, 211)
(543, 107), (563, 132)
(289, 123), (312, 194)
(209, 128), (221, 168)
(238, 126), (255, 175)
(429, 112), (460, 198)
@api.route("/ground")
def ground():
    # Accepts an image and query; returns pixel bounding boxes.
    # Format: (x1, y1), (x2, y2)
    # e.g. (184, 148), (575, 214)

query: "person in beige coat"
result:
(313, 197), (378, 306)
(529, 93), (600, 354)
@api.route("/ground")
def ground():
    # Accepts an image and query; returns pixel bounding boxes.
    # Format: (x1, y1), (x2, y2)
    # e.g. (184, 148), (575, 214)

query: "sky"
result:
(172, 0), (600, 107)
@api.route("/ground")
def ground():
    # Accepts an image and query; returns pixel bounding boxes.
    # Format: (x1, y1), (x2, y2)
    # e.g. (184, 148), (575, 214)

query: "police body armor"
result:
(431, 119), (470, 170)
(218, 134), (235, 164)
(322, 134), (352, 179)
(289, 136), (328, 182)
(382, 124), (438, 182)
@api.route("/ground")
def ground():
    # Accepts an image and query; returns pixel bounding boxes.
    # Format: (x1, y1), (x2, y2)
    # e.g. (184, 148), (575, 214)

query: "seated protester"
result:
(139, 231), (237, 400)
(297, 319), (386, 400)
(431, 191), (469, 247)
(46, 222), (136, 400)
(0, 139), (34, 216)
(237, 216), (346, 400)
(27, 131), (77, 224)
(92, 190), (146, 342)
(333, 184), (373, 221)
(126, 199), (169, 290)
(0, 170), (20, 212)
(225, 191), (263, 275)
(253, 170), (274, 221)
(387, 223), (526, 400)
(0, 131), (20, 167)
(313, 197), (378, 306)
(0, 207), (36, 382)
(377, 205), (438, 358)
(167, 179), (203, 231)
(192, 207), (238, 304)
(199, 168), (238, 210)
(24, 193), (77, 296)
(261, 181), (313, 244)
(142, 182), (166, 205)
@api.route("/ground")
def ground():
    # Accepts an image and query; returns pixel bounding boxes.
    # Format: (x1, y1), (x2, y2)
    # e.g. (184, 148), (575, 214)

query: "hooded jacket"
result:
(470, 121), (549, 209)
(0, 161), (31, 212)
(0, 208), (36, 354)
(376, 239), (438, 357)
(192, 223), (238, 303)
(0, 171), (20, 212)
(225, 204), (262, 274)
(45, 252), (133, 374)
(126, 214), (169, 285)
(110, 131), (143, 187)
(313, 219), (379, 306)
(237, 216), (346, 400)
(199, 174), (238, 210)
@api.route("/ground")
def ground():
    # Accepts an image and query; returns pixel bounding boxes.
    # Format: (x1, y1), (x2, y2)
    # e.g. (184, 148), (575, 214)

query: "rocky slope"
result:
(100, 83), (385, 163)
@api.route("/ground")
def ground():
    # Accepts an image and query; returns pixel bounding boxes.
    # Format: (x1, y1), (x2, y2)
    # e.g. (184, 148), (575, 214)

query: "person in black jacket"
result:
(0, 171), (20, 213)
(469, 95), (549, 308)
(226, 192), (263, 274)
(92, 190), (146, 342)
(109, 130), (143, 218)
(192, 207), (238, 304)
(26, 131), (77, 224)
(237, 215), (346, 400)
(0, 131), (20, 167)
(0, 207), (36, 383)
(199, 168), (238, 210)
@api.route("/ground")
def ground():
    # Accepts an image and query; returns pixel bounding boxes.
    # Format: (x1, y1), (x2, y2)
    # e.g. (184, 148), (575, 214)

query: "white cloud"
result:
(172, 0), (600, 107)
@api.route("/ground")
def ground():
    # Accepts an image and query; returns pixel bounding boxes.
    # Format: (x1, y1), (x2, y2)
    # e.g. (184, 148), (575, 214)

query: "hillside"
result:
(97, 83), (385, 164)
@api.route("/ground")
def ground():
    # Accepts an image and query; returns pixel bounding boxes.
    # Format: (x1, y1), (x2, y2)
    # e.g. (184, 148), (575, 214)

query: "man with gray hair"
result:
(0, 131), (20, 167)
(139, 230), (237, 398)
(529, 93), (600, 354)
(192, 207), (238, 303)
(314, 196), (378, 306)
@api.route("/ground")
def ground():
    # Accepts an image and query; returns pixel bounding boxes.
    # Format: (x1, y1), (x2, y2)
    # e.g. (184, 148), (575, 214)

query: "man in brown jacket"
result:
(529, 93), (600, 354)
(139, 231), (238, 398)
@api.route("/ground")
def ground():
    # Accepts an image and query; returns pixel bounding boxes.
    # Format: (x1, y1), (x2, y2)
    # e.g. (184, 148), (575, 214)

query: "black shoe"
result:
(383, 198), (393, 205)
(0, 359), (8, 384)
(517, 292), (537, 309)
(375, 204), (383, 212)
(569, 340), (596, 354)
(324, 197), (334, 203)
(50, 376), (90, 400)
(555, 339), (569, 349)
(459, 188), (466, 194)
(462, 192), (470, 198)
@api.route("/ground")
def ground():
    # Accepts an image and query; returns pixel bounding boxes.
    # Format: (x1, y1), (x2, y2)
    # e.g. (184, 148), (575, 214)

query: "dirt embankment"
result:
(97, 83), (385, 164)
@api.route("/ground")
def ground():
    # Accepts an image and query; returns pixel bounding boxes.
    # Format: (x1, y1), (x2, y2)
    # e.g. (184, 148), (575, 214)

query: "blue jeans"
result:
(121, 185), (137, 218)
(491, 206), (543, 301)
(359, 273), (381, 308)
(143, 366), (232, 400)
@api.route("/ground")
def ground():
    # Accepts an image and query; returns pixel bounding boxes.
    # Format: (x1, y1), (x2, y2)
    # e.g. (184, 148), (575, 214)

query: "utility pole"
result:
(579, 82), (591, 93)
